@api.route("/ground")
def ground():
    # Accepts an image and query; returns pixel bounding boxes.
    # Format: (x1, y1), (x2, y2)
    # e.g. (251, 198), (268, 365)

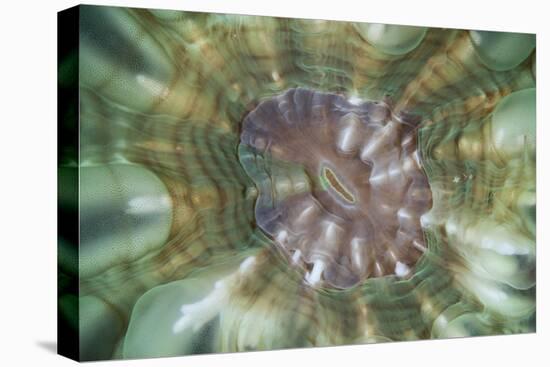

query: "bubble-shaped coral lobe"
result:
(239, 88), (432, 288)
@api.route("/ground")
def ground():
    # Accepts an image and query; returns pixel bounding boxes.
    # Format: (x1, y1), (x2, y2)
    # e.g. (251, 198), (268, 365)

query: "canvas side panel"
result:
(57, 5), (80, 362)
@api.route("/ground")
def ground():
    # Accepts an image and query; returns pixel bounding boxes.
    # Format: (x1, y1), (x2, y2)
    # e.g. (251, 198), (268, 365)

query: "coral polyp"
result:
(239, 88), (432, 288)
(57, 5), (536, 361)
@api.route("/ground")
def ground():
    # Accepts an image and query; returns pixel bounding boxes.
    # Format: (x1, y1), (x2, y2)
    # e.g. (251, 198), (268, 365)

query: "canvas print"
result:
(57, 4), (536, 362)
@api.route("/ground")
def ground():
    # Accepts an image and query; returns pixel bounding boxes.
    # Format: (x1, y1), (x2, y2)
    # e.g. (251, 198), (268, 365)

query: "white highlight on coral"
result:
(321, 221), (344, 245)
(359, 144), (371, 163)
(365, 24), (386, 43)
(445, 217), (459, 236)
(478, 226), (531, 256)
(402, 156), (417, 174)
(338, 127), (358, 152)
(412, 239), (427, 253)
(367, 170), (386, 186)
(388, 165), (403, 180)
(172, 256), (256, 334)
(350, 237), (366, 271)
(361, 122), (399, 161)
(397, 207), (412, 220)
(136, 74), (169, 98)
(374, 262), (384, 277)
(239, 256), (257, 274)
(419, 212), (433, 228)
(276, 230), (289, 244)
(394, 261), (410, 277)
(126, 195), (172, 215)
(305, 259), (325, 286)
(337, 113), (363, 153)
(292, 249), (302, 264)
(412, 150), (422, 167)
(295, 203), (318, 227)
(348, 95), (363, 106)
(172, 281), (228, 334)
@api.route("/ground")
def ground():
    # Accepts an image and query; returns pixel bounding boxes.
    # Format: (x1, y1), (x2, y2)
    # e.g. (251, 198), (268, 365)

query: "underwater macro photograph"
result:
(56, 2), (536, 362)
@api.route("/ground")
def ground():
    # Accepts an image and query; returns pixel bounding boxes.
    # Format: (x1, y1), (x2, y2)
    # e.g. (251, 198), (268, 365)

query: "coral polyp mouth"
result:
(321, 165), (356, 204)
(238, 88), (433, 289)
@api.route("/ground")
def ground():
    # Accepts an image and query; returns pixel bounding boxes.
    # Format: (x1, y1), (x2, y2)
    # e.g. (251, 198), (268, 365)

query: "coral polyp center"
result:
(321, 166), (356, 204)
(239, 88), (432, 289)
